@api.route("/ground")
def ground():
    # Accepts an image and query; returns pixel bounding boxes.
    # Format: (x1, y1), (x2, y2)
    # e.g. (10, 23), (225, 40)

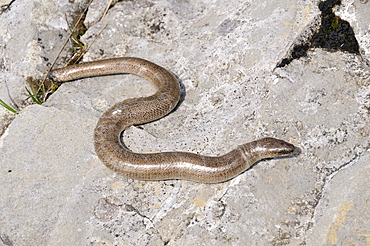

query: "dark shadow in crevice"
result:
(276, 0), (359, 68)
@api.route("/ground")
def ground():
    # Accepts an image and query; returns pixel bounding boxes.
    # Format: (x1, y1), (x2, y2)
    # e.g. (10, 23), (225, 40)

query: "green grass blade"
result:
(25, 87), (42, 105)
(0, 99), (18, 114)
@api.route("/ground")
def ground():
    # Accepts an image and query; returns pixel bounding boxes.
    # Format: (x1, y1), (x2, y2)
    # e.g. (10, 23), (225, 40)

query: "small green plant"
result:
(26, 77), (46, 104)
(65, 13), (87, 66)
(25, 87), (43, 105)
(0, 0), (96, 114)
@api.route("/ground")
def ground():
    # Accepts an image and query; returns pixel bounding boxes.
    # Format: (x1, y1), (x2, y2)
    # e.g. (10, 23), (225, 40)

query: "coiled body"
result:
(49, 57), (296, 183)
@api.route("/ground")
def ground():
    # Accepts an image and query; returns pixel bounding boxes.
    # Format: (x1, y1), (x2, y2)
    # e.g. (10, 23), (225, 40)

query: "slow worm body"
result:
(49, 57), (297, 183)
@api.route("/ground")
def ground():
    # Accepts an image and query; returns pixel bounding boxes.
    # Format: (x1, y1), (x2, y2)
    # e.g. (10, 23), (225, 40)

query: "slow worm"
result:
(49, 57), (297, 183)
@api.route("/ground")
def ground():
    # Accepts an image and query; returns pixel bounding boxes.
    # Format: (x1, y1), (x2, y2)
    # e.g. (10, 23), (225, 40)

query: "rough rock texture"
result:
(0, 0), (369, 245)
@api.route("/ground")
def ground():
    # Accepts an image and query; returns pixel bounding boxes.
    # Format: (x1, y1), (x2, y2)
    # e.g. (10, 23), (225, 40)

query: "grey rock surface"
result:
(0, 0), (369, 245)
